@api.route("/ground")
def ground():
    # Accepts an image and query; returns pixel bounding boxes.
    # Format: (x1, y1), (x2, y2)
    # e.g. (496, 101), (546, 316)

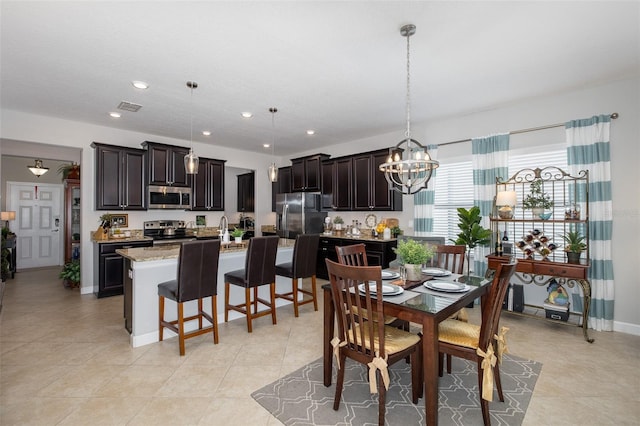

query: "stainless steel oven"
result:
(148, 185), (191, 209)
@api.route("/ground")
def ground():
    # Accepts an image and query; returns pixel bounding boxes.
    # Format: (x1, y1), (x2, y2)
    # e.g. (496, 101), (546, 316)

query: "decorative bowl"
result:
(538, 212), (552, 220)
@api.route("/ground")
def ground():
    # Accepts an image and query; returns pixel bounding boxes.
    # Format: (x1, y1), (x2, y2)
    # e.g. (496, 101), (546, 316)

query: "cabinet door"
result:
(278, 167), (292, 194)
(291, 159), (305, 192)
(95, 145), (123, 210)
(191, 160), (209, 210)
(100, 254), (125, 297)
(122, 149), (146, 210)
(304, 156), (322, 191)
(170, 146), (190, 187)
(208, 160), (224, 210)
(321, 160), (334, 210)
(334, 158), (352, 210)
(147, 144), (170, 185)
(352, 154), (372, 210)
(237, 172), (255, 212)
(371, 150), (401, 210)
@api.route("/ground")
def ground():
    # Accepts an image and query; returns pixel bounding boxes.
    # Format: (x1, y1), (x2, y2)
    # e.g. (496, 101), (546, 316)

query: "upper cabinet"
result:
(272, 166), (292, 212)
(320, 160), (334, 211)
(142, 141), (190, 187)
(92, 142), (146, 210)
(237, 172), (255, 213)
(332, 157), (353, 210)
(291, 154), (330, 192)
(191, 158), (225, 211)
(352, 149), (402, 211)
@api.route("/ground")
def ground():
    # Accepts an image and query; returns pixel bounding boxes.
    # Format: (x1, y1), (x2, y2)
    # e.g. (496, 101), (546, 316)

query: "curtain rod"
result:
(437, 112), (619, 147)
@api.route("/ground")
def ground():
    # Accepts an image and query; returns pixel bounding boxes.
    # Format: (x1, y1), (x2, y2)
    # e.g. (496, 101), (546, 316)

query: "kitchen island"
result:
(117, 238), (295, 348)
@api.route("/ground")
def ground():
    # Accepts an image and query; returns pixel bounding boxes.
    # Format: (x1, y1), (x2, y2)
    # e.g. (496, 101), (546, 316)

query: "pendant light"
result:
(268, 107), (278, 183)
(379, 24), (439, 195)
(184, 81), (199, 175)
(27, 159), (49, 177)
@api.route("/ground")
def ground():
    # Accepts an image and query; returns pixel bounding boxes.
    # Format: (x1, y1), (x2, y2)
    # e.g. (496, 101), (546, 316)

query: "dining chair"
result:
(325, 259), (422, 426)
(275, 234), (320, 317)
(335, 244), (408, 331)
(437, 260), (517, 426)
(432, 244), (466, 274)
(158, 239), (221, 356)
(224, 235), (280, 333)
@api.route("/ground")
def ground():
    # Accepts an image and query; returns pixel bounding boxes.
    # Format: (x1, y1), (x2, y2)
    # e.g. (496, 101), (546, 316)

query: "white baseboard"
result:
(613, 320), (640, 336)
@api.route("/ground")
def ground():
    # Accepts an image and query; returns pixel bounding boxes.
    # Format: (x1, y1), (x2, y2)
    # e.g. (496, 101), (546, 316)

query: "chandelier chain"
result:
(405, 30), (411, 140)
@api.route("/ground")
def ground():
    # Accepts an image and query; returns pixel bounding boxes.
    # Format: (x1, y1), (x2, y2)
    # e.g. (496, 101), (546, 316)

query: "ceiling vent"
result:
(117, 101), (143, 112)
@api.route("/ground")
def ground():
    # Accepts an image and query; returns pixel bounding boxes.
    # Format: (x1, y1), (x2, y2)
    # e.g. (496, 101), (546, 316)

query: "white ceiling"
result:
(1, 1), (638, 157)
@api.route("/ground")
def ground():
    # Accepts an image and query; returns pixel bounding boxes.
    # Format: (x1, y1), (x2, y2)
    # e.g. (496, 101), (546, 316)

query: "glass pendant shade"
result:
(268, 163), (278, 183)
(184, 149), (199, 175)
(28, 159), (49, 177)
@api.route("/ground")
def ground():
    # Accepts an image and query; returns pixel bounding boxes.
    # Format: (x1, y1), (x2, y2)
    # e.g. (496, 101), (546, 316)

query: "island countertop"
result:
(116, 238), (296, 262)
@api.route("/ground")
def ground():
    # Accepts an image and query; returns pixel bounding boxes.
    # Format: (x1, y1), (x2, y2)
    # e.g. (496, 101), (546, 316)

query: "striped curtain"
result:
(414, 144), (438, 236)
(471, 134), (509, 276)
(565, 115), (614, 331)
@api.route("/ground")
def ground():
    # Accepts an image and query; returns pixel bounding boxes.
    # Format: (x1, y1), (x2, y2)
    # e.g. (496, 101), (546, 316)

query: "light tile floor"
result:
(1, 267), (639, 425)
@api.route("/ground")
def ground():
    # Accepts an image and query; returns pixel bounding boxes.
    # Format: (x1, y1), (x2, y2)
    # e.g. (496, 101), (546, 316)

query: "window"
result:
(433, 149), (567, 244)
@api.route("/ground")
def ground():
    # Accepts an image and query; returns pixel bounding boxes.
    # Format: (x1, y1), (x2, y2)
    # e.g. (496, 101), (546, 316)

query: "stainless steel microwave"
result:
(148, 185), (191, 209)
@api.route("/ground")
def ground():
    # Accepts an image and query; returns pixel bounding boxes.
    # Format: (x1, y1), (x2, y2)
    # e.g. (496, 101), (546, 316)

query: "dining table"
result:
(322, 269), (491, 426)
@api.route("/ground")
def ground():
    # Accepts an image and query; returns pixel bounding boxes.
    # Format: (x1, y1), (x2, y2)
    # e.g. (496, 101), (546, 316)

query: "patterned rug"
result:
(251, 354), (542, 426)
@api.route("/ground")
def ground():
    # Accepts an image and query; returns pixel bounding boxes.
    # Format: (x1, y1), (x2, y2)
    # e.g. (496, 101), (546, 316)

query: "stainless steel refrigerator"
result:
(276, 192), (327, 239)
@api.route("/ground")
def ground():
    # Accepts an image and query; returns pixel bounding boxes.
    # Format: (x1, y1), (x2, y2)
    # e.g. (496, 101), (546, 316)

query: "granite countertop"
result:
(91, 232), (152, 244)
(117, 238), (296, 262)
(320, 232), (397, 242)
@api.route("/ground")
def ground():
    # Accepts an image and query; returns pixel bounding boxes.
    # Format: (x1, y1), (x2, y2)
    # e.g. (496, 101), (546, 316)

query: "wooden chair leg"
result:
(211, 295), (219, 344)
(477, 358), (491, 426)
(410, 350), (421, 403)
(197, 298), (203, 329)
(378, 369), (386, 426)
(292, 278), (299, 317)
(447, 354), (453, 374)
(495, 362), (504, 402)
(438, 352), (444, 377)
(158, 296), (165, 341)
(270, 282), (277, 325)
(245, 287), (253, 333)
(311, 275), (318, 311)
(333, 353), (346, 411)
(253, 287), (259, 314)
(224, 282), (230, 322)
(177, 302), (185, 356)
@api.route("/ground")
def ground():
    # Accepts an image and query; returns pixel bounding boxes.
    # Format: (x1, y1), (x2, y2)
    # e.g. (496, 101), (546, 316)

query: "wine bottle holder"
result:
(516, 229), (557, 260)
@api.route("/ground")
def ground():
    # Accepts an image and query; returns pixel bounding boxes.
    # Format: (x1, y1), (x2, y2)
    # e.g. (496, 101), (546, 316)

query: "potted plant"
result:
(59, 260), (80, 288)
(1, 233), (9, 282)
(333, 216), (344, 231)
(390, 226), (403, 238)
(57, 162), (80, 180)
(393, 239), (434, 281)
(231, 228), (244, 243)
(523, 179), (554, 217)
(561, 230), (587, 264)
(450, 206), (492, 282)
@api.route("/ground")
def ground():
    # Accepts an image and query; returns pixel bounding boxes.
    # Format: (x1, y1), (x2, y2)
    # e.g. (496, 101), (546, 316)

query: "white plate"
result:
(381, 270), (400, 280)
(422, 267), (452, 277)
(424, 281), (469, 293)
(358, 282), (404, 296)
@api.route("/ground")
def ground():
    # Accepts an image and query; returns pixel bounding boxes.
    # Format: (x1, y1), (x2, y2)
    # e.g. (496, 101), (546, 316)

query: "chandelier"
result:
(379, 24), (439, 195)
(184, 81), (199, 174)
(28, 159), (49, 177)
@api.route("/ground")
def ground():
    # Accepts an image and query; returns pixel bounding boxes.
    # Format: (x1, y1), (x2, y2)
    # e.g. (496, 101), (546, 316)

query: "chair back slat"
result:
(433, 244), (466, 274)
(292, 234), (320, 277)
(244, 236), (280, 287)
(177, 240), (221, 302)
(478, 261), (517, 351)
(326, 259), (385, 358)
(335, 244), (368, 266)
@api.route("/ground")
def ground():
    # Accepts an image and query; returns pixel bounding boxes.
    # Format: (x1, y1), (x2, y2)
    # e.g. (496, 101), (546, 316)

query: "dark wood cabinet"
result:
(191, 158), (225, 211)
(291, 154), (329, 192)
(321, 160), (334, 210)
(316, 236), (397, 280)
(63, 179), (80, 263)
(92, 142), (146, 210)
(93, 240), (152, 298)
(333, 157), (353, 210)
(237, 172), (255, 213)
(352, 149), (402, 211)
(142, 141), (190, 187)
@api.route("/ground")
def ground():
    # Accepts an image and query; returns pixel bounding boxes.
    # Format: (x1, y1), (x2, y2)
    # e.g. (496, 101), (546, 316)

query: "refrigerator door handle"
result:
(282, 203), (288, 236)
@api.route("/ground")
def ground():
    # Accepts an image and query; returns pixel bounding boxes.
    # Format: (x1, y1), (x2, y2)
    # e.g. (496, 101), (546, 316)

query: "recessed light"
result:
(241, 112), (253, 118)
(109, 112), (121, 118)
(306, 129), (315, 135)
(263, 144), (270, 148)
(202, 130), (211, 136)
(132, 81), (149, 90)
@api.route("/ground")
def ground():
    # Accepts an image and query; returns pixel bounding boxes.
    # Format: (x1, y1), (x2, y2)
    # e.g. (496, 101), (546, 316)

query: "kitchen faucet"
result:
(219, 215), (228, 233)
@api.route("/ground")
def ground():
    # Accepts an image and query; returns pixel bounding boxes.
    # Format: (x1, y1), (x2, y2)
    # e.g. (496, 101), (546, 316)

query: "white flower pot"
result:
(235, 237), (242, 244)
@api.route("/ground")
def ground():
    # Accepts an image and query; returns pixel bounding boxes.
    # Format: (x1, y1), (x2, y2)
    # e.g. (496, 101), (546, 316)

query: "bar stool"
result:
(275, 234), (320, 317)
(224, 236), (280, 332)
(158, 239), (221, 356)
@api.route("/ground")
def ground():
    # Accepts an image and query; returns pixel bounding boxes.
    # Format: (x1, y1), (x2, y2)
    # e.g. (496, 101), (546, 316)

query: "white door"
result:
(8, 182), (63, 269)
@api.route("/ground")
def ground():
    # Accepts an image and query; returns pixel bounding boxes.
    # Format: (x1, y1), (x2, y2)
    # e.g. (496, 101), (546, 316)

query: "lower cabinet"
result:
(94, 240), (153, 298)
(316, 236), (397, 280)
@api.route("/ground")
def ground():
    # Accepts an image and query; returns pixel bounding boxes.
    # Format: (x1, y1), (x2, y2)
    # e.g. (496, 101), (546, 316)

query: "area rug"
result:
(251, 354), (542, 426)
